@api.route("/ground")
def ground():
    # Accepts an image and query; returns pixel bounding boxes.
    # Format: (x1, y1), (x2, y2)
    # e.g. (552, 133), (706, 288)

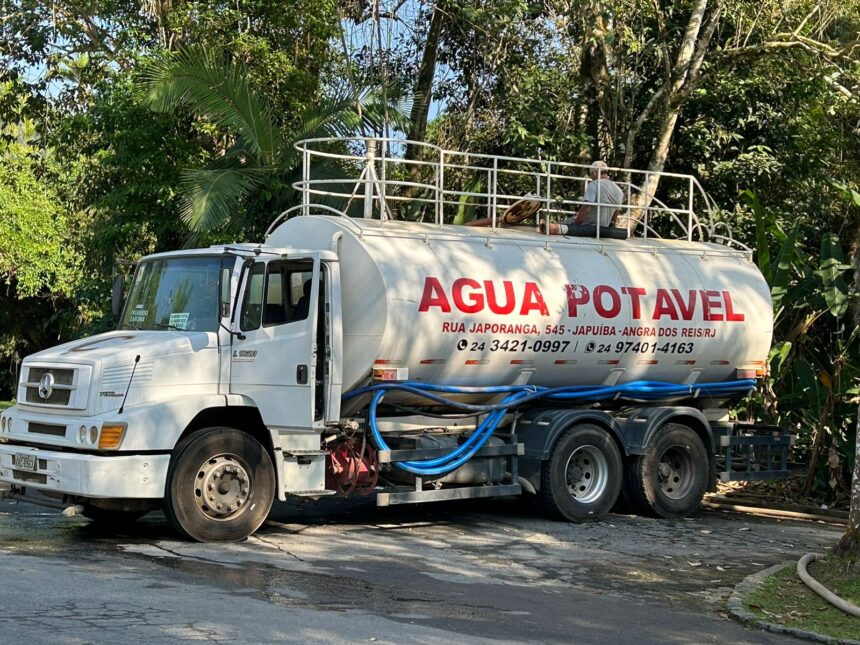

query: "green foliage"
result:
(0, 126), (80, 297)
(54, 73), (207, 261)
(164, 0), (340, 119)
(140, 46), (284, 164)
(743, 189), (858, 498)
(139, 45), (411, 236)
(0, 111), (85, 395)
(817, 233), (852, 318)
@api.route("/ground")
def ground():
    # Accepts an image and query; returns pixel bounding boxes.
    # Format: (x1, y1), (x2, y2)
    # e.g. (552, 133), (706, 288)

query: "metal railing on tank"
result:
(289, 137), (749, 252)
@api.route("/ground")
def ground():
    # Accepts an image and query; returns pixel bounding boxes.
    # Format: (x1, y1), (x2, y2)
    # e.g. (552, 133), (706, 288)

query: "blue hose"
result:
(344, 379), (756, 476)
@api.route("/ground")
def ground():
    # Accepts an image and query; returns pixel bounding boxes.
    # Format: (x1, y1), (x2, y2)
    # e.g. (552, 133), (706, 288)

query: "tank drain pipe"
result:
(796, 553), (860, 618)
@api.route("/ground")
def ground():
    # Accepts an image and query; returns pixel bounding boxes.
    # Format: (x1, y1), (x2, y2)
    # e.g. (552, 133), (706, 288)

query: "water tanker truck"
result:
(0, 138), (791, 541)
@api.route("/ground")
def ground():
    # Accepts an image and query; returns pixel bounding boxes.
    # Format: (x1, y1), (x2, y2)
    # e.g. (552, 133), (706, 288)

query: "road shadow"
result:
(1, 493), (549, 546)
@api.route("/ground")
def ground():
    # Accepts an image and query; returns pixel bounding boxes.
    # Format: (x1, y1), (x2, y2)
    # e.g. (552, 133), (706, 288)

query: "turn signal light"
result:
(98, 424), (126, 450)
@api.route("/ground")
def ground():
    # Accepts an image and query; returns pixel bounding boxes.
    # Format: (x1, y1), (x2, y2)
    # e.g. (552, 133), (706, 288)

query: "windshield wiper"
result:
(118, 323), (140, 330)
(152, 322), (183, 331)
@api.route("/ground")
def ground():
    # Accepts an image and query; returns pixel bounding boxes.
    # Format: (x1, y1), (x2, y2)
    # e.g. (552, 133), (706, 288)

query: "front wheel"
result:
(164, 427), (275, 542)
(537, 423), (622, 522)
(622, 423), (709, 519)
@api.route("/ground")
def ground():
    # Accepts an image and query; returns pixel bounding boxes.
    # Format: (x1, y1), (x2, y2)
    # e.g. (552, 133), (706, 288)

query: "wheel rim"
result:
(564, 445), (608, 504)
(657, 445), (695, 500)
(193, 454), (253, 520)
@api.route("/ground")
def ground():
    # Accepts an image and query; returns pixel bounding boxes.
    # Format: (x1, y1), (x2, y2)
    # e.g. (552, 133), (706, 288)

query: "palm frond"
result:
(140, 48), (416, 237)
(291, 88), (362, 141)
(279, 81), (414, 167)
(179, 165), (270, 234)
(356, 82), (414, 134)
(139, 46), (283, 164)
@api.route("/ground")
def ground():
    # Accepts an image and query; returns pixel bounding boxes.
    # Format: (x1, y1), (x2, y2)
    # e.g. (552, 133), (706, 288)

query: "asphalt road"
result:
(0, 494), (843, 644)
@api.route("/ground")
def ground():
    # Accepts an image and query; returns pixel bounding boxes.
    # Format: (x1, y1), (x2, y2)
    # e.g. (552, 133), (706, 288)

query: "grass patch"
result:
(745, 558), (860, 641)
(0, 401), (13, 411)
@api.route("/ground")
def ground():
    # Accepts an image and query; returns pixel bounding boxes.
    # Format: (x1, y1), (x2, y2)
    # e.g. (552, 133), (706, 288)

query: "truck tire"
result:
(622, 423), (709, 519)
(165, 427), (275, 542)
(537, 423), (622, 522)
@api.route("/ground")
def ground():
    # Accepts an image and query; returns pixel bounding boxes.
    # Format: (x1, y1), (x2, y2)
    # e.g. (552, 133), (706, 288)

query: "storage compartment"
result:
(383, 430), (507, 485)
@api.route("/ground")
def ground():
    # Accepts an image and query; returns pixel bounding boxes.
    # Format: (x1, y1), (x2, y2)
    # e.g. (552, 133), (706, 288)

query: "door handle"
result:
(296, 364), (308, 384)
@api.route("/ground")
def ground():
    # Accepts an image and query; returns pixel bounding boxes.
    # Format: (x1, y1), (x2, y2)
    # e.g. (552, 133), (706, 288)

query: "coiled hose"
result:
(342, 379), (756, 476)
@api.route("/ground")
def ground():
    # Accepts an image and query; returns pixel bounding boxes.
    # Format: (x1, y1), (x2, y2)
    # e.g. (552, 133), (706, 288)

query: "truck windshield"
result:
(121, 256), (223, 332)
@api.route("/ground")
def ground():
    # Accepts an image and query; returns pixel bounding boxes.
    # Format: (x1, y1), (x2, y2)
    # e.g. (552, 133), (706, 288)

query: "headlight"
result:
(89, 426), (99, 445)
(79, 425), (87, 443)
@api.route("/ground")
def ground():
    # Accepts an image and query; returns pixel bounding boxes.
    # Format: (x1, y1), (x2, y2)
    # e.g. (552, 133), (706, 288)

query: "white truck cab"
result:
(0, 245), (342, 539)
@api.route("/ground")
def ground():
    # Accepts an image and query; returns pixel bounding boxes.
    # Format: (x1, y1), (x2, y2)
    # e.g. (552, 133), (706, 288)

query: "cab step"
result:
(283, 449), (326, 457)
(290, 489), (337, 497)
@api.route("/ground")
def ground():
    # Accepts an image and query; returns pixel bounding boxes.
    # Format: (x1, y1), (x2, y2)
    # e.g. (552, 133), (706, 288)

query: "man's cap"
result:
(589, 160), (609, 173)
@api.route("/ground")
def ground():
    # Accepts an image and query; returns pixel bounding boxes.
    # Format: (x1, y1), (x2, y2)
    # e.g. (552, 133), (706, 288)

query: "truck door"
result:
(230, 257), (321, 429)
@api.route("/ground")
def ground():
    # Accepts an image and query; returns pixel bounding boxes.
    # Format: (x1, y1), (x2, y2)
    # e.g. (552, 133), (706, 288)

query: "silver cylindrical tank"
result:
(268, 216), (771, 411)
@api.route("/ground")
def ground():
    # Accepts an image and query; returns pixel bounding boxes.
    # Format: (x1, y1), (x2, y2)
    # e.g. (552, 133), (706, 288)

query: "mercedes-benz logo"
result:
(38, 373), (55, 400)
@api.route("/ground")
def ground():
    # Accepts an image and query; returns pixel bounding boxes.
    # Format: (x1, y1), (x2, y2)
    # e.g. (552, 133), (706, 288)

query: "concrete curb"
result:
(727, 562), (860, 645)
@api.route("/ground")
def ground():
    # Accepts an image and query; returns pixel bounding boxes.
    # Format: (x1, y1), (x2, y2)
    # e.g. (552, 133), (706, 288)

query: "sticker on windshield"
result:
(129, 307), (148, 324)
(169, 312), (190, 330)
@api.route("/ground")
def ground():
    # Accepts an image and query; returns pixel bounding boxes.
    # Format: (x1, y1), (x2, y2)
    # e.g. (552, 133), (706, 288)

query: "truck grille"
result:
(25, 388), (72, 405)
(23, 366), (77, 407)
(27, 367), (74, 386)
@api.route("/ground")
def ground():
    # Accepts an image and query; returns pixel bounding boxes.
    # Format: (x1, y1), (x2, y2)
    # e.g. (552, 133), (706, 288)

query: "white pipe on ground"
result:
(796, 552), (860, 618)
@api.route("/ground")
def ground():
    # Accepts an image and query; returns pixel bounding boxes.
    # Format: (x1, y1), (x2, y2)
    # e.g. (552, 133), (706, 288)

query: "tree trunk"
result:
(582, 6), (614, 159)
(803, 389), (835, 495)
(405, 1), (446, 160)
(401, 1), (446, 213)
(834, 223), (860, 563)
(633, 0), (709, 211)
(833, 402), (860, 564)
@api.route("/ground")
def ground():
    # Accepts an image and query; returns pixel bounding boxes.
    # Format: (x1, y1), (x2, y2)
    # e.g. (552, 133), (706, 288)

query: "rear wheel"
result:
(537, 423), (622, 522)
(623, 423), (709, 518)
(165, 427), (275, 542)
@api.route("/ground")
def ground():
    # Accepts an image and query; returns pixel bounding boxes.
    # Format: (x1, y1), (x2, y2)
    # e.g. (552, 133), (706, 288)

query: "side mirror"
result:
(112, 275), (125, 318)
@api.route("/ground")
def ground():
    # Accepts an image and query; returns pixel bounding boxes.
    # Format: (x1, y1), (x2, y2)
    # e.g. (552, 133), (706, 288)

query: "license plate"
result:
(14, 453), (37, 472)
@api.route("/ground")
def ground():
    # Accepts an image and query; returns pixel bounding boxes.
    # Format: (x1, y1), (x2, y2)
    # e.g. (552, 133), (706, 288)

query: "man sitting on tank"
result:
(542, 161), (626, 238)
